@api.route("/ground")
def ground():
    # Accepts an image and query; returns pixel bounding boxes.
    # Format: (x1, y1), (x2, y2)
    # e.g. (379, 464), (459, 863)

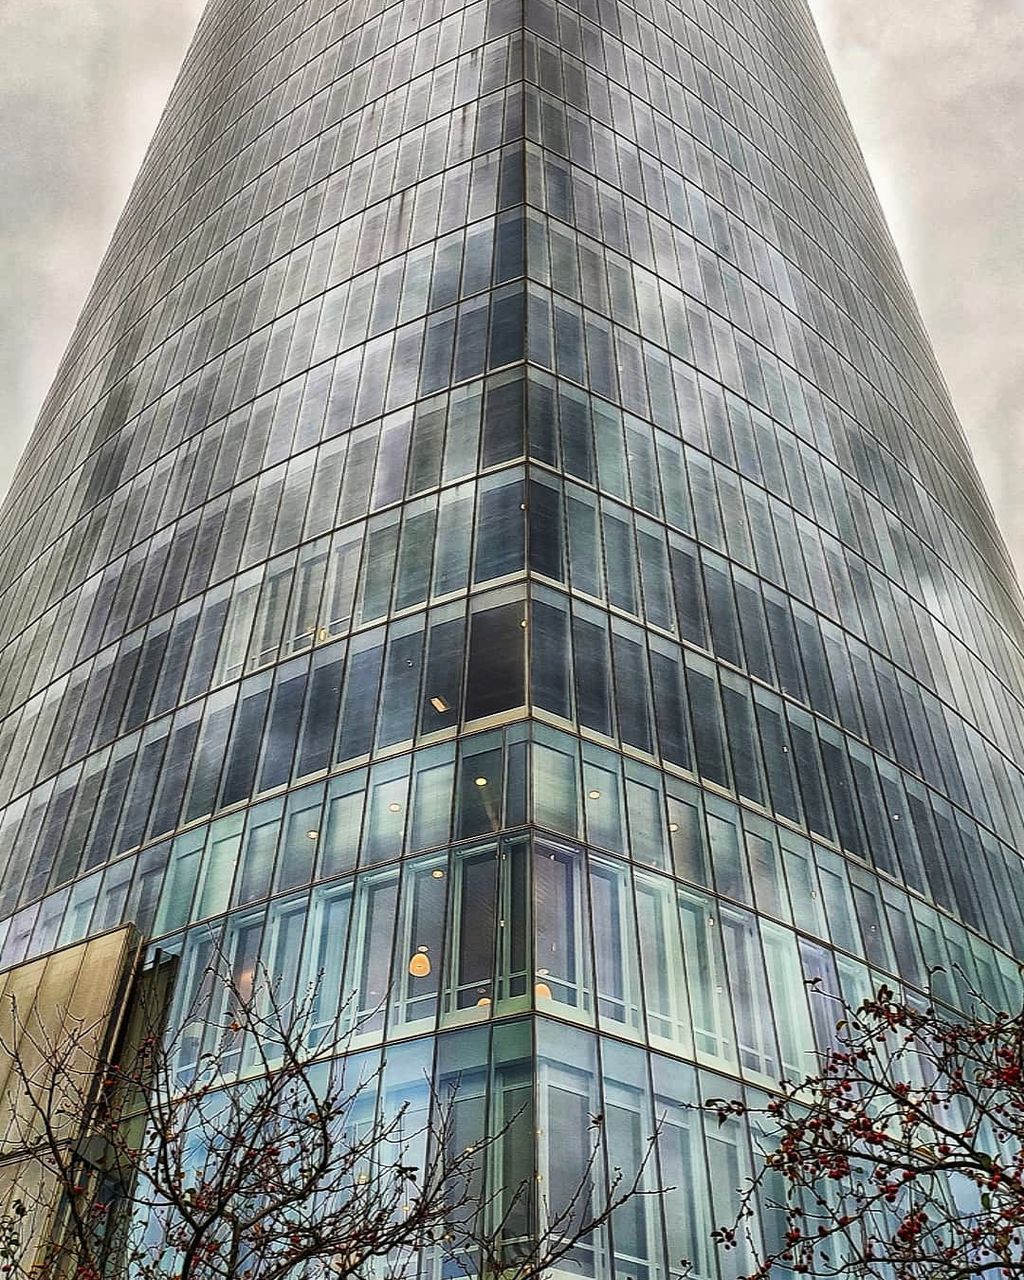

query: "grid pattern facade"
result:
(1, 0), (1023, 1273)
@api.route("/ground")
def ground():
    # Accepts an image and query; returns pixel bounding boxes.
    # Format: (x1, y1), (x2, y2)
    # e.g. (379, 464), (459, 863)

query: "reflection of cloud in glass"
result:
(2, 0), (1023, 582)
(809, 0), (1024, 580)
(0, 1), (206, 507)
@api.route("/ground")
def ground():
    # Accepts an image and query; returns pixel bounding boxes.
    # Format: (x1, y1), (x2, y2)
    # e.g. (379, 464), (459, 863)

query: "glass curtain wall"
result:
(0, 0), (1023, 1273)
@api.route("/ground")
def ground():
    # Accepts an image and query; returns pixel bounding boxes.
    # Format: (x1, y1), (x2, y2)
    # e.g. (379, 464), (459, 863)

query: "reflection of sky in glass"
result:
(0, 0), (1022, 1266)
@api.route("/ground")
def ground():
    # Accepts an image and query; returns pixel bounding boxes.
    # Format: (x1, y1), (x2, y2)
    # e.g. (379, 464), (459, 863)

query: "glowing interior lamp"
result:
(408, 950), (431, 978)
(306, 829), (319, 840)
(587, 789), (601, 800)
(534, 982), (553, 1001)
(388, 802), (403, 813)
(476, 995), (492, 1007)
(668, 822), (679, 832)
(430, 695), (450, 713)
(431, 868), (445, 879)
(474, 776), (488, 787)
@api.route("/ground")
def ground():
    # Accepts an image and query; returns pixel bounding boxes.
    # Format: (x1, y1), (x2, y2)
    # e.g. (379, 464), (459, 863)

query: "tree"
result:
(708, 984), (1024, 1279)
(0, 953), (653, 1280)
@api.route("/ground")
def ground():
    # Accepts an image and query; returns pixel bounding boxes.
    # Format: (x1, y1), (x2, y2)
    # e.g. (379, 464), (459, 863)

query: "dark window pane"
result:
(488, 286), (525, 368)
(788, 715), (833, 842)
(336, 640), (384, 763)
(669, 540), (707, 647)
(573, 615), (613, 737)
(221, 682), (272, 806)
(532, 598), (571, 719)
(481, 373), (525, 466)
(528, 478), (564, 581)
(650, 648), (692, 771)
(685, 664), (729, 788)
(721, 680), (763, 806)
(420, 616), (466, 734)
(377, 629), (424, 748)
(465, 601), (526, 720)
(612, 630), (652, 753)
(258, 666), (308, 792)
(296, 649), (344, 778)
(475, 479), (526, 582)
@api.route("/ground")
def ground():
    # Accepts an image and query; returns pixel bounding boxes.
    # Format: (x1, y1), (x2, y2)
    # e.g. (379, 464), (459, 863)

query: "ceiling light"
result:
(587, 789), (601, 800)
(388, 802), (403, 813)
(474, 776), (488, 787)
(430, 695), (450, 713)
(306, 829), (319, 840)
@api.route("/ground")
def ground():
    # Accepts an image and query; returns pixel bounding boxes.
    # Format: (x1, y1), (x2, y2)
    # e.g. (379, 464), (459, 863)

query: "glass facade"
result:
(1, 0), (1023, 1271)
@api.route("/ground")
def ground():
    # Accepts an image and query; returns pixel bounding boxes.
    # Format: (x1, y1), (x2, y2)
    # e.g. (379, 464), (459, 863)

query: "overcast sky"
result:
(0, 0), (1022, 577)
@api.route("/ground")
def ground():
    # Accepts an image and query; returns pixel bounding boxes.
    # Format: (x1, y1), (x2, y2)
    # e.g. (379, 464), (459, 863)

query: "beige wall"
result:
(0, 926), (140, 1272)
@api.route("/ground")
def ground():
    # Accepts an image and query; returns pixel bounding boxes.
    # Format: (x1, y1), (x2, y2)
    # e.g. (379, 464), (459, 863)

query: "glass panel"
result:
(465, 595), (526, 720)
(635, 870), (690, 1053)
(409, 745), (455, 851)
(536, 1022), (601, 1265)
(361, 758), (410, 866)
(678, 888), (736, 1070)
(720, 905), (780, 1082)
(345, 868), (400, 1039)
(390, 852), (448, 1033)
(534, 839), (592, 1021)
(533, 728), (579, 837)
(652, 1056), (713, 1280)
(235, 797), (284, 906)
(302, 881), (353, 1050)
(761, 921), (816, 1079)
(590, 855), (642, 1036)
(444, 844), (498, 1020)
(276, 786), (323, 893)
(582, 744), (625, 854)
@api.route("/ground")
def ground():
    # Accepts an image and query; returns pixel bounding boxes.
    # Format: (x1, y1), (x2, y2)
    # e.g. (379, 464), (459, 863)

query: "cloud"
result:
(1, 0), (1021, 586)
(0, 0), (205, 500)
(808, 0), (1024, 581)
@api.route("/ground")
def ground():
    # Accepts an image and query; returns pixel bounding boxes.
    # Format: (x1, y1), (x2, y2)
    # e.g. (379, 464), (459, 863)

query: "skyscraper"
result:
(1, 0), (1023, 1272)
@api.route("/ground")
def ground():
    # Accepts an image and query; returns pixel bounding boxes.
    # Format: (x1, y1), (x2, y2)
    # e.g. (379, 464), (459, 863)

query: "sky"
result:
(0, 0), (1022, 576)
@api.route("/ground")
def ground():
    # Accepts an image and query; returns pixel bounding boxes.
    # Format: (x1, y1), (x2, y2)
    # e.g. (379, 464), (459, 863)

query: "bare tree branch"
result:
(0, 952), (660, 1280)
(705, 980), (1024, 1280)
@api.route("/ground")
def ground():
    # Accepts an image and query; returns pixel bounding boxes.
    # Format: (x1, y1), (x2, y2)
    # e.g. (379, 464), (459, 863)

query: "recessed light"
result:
(388, 802), (403, 813)
(431, 869), (445, 879)
(306, 829), (319, 840)
(668, 822), (679, 833)
(587, 789), (601, 800)
(474, 776), (488, 787)
(430, 695), (450, 713)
